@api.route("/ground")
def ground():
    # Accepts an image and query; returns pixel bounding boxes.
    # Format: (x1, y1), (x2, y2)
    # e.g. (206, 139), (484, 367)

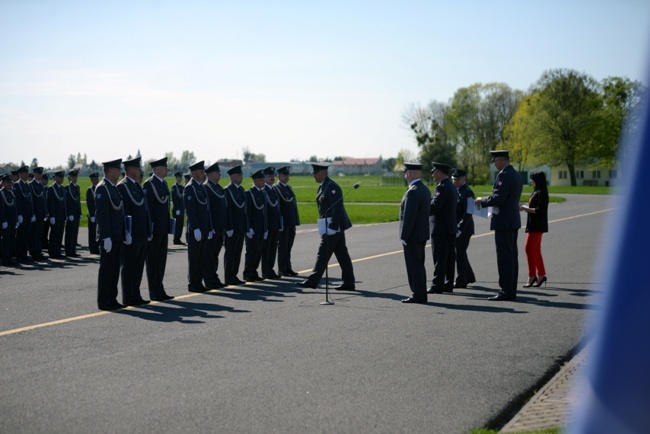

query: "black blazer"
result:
(429, 177), (457, 236)
(480, 165), (523, 231)
(318, 177), (352, 231)
(456, 183), (475, 236)
(171, 182), (185, 214)
(525, 189), (549, 233)
(1, 188), (18, 225)
(143, 176), (171, 236)
(225, 183), (248, 233)
(117, 178), (152, 240)
(47, 183), (67, 221)
(274, 182), (300, 228)
(204, 180), (230, 233)
(13, 180), (34, 221)
(95, 179), (125, 241)
(29, 180), (47, 219)
(86, 185), (97, 220)
(65, 183), (81, 218)
(183, 179), (212, 235)
(263, 184), (282, 231)
(400, 179), (431, 243)
(246, 187), (267, 234)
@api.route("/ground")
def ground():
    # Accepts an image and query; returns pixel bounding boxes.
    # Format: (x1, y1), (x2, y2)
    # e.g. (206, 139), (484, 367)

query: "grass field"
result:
(65, 174), (605, 227)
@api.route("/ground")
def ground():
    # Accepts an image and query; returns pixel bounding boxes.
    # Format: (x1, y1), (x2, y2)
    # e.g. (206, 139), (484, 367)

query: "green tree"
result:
(528, 69), (603, 185)
(67, 154), (76, 169)
(179, 150), (197, 168)
(242, 147), (266, 164)
(30, 158), (39, 168)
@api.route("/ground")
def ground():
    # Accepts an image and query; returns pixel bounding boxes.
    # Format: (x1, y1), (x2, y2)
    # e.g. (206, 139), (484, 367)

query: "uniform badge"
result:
(96, 193), (102, 199)
(435, 191), (440, 197)
(188, 196), (192, 200)
(498, 181), (502, 186)
(331, 189), (336, 195)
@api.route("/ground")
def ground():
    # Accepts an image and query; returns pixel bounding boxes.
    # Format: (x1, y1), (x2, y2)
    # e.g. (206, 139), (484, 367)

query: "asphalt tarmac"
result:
(0, 193), (614, 433)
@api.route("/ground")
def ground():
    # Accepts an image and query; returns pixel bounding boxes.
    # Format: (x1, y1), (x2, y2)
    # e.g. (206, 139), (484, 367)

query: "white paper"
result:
(317, 217), (332, 235)
(468, 198), (491, 218)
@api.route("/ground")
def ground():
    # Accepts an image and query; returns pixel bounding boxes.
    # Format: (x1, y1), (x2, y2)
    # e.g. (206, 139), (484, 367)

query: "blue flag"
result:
(569, 89), (650, 431)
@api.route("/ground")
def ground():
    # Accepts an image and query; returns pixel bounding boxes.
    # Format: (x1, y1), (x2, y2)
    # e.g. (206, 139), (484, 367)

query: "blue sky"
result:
(1, 0), (649, 169)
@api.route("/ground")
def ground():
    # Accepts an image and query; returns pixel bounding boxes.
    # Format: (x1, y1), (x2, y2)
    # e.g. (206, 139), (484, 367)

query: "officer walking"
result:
(203, 162), (229, 289)
(475, 150), (523, 301)
(29, 167), (47, 261)
(243, 170), (267, 282)
(427, 162), (457, 294)
(171, 171), (186, 245)
(262, 166), (282, 279)
(223, 165), (247, 286)
(399, 163), (431, 304)
(47, 171), (67, 259)
(96, 159), (126, 311)
(86, 172), (100, 255)
(64, 170), (81, 257)
(451, 168), (476, 288)
(274, 165), (300, 276)
(142, 157), (175, 301)
(184, 161), (212, 293)
(300, 163), (356, 290)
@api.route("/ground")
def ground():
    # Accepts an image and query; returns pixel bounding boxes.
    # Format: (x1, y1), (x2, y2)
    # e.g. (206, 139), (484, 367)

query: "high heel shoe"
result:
(523, 276), (538, 288)
(534, 276), (547, 287)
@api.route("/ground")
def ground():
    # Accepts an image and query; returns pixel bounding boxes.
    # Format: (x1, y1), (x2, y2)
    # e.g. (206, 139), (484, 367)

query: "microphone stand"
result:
(320, 182), (360, 306)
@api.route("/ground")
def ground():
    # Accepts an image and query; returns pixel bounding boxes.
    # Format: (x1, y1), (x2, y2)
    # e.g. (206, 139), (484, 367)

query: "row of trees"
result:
(403, 69), (645, 185)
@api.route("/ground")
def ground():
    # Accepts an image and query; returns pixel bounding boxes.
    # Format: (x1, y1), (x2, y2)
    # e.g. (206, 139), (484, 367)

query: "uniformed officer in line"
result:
(64, 170), (81, 257)
(399, 163), (432, 304)
(184, 161), (213, 293)
(96, 159), (126, 311)
(86, 172), (100, 255)
(1, 174), (19, 266)
(243, 169), (268, 282)
(28, 167), (47, 261)
(47, 171), (67, 259)
(117, 157), (151, 306)
(475, 150), (523, 301)
(41, 173), (51, 250)
(142, 157), (175, 301)
(300, 162), (356, 290)
(10, 170), (19, 183)
(223, 165), (247, 286)
(451, 168), (476, 288)
(261, 166), (282, 279)
(427, 162), (458, 294)
(13, 165), (34, 262)
(171, 171), (186, 245)
(274, 165), (300, 276)
(203, 162), (230, 289)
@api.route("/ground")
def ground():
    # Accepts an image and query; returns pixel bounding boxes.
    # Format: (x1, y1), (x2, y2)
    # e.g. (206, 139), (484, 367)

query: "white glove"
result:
(226, 230), (234, 238)
(456, 230), (461, 238)
(208, 230), (214, 240)
(31, 215), (36, 223)
(90, 216), (96, 223)
(193, 228), (202, 242)
(2, 222), (7, 229)
(124, 232), (132, 245)
(103, 238), (112, 253)
(264, 231), (268, 240)
(175, 210), (180, 216)
(68, 215), (74, 222)
(18, 215), (23, 224)
(246, 229), (254, 239)
(147, 235), (153, 242)
(49, 217), (55, 225)
(401, 239), (407, 246)
(15, 222), (20, 228)
(326, 228), (337, 236)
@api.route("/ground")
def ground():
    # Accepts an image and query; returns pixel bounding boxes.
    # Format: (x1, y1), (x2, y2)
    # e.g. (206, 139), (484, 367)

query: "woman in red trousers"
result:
(520, 171), (549, 287)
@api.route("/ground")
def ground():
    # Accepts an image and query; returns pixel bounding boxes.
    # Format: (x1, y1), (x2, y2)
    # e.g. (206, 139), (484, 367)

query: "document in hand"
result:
(466, 198), (491, 218)
(317, 217), (332, 235)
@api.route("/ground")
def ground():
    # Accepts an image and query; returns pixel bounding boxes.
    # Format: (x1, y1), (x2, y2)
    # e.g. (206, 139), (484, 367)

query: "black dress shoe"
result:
(98, 302), (125, 311)
(488, 294), (517, 301)
(67, 253), (80, 258)
(173, 241), (186, 245)
(427, 287), (444, 294)
(263, 273), (281, 280)
(443, 287), (454, 293)
(299, 281), (317, 289)
(150, 296), (167, 302)
(188, 285), (208, 293)
(401, 297), (427, 304)
(453, 283), (467, 289)
(287, 270), (299, 276)
(334, 284), (356, 291)
(206, 281), (226, 289)
(163, 294), (175, 300)
(124, 298), (150, 306)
